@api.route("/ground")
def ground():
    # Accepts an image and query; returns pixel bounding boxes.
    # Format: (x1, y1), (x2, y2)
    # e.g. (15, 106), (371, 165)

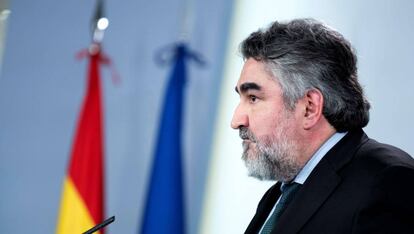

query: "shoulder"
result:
(352, 147), (414, 233)
(354, 137), (414, 215)
(333, 132), (414, 189)
(356, 137), (414, 170)
(349, 137), (414, 232)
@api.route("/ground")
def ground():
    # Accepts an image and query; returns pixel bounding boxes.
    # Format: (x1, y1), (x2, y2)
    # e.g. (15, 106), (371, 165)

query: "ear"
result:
(302, 89), (324, 130)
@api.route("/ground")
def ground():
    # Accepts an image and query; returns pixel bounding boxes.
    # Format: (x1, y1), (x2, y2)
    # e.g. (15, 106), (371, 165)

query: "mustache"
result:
(239, 127), (256, 142)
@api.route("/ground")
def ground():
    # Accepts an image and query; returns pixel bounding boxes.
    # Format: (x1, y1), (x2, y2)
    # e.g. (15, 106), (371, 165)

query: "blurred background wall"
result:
(0, 0), (233, 233)
(0, 0), (413, 233)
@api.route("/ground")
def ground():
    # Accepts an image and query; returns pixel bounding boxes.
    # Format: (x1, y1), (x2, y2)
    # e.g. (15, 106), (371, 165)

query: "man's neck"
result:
(298, 122), (337, 168)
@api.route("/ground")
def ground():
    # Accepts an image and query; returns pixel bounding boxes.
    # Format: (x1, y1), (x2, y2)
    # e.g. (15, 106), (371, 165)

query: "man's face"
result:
(231, 58), (304, 182)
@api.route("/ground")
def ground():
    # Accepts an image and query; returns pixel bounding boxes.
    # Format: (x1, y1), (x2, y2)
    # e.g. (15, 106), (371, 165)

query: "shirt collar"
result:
(293, 132), (347, 185)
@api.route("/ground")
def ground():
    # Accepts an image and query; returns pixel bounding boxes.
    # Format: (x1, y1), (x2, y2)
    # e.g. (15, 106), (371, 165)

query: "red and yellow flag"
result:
(56, 47), (105, 234)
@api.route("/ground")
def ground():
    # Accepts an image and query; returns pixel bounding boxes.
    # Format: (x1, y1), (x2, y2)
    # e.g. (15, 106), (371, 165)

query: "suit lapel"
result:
(272, 159), (341, 234)
(272, 130), (368, 234)
(245, 183), (282, 233)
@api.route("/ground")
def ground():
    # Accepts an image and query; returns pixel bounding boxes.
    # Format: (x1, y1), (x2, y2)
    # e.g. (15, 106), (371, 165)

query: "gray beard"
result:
(240, 127), (303, 182)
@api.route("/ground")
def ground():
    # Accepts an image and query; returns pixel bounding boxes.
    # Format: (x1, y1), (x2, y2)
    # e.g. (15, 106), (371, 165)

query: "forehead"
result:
(237, 58), (280, 92)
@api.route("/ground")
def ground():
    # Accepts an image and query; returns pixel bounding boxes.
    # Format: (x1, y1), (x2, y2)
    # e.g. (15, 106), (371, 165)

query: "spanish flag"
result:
(56, 46), (105, 234)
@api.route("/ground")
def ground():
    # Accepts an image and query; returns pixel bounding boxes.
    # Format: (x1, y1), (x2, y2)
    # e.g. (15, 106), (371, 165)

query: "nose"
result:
(231, 104), (249, 129)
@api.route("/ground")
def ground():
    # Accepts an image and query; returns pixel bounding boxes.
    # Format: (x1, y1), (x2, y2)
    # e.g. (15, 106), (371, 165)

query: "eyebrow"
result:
(235, 82), (262, 94)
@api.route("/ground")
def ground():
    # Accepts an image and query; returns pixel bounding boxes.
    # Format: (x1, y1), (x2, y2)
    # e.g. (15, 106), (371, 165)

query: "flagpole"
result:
(90, 0), (109, 53)
(179, 0), (194, 43)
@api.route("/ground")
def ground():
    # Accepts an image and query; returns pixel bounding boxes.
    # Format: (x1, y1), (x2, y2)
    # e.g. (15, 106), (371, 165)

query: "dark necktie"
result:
(260, 182), (302, 234)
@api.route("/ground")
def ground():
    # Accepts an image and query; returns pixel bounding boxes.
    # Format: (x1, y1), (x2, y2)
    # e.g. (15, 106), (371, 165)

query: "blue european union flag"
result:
(141, 44), (189, 234)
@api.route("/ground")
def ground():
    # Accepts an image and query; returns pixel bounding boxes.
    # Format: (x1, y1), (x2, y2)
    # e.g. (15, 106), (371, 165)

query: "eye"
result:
(249, 95), (258, 103)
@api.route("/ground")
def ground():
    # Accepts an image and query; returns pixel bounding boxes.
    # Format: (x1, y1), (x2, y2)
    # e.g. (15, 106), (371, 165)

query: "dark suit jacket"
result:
(245, 129), (414, 234)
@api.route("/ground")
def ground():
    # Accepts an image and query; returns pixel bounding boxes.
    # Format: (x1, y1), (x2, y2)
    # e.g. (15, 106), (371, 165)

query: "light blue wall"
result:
(0, 0), (233, 233)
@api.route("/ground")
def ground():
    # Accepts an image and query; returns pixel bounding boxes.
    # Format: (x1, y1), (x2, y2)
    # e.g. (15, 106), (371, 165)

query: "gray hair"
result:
(240, 18), (370, 132)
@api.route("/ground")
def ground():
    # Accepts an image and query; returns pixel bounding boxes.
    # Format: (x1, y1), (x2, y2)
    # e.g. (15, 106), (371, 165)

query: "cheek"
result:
(250, 110), (279, 139)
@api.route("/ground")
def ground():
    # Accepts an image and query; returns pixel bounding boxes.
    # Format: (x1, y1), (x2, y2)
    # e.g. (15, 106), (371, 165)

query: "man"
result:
(231, 18), (414, 234)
